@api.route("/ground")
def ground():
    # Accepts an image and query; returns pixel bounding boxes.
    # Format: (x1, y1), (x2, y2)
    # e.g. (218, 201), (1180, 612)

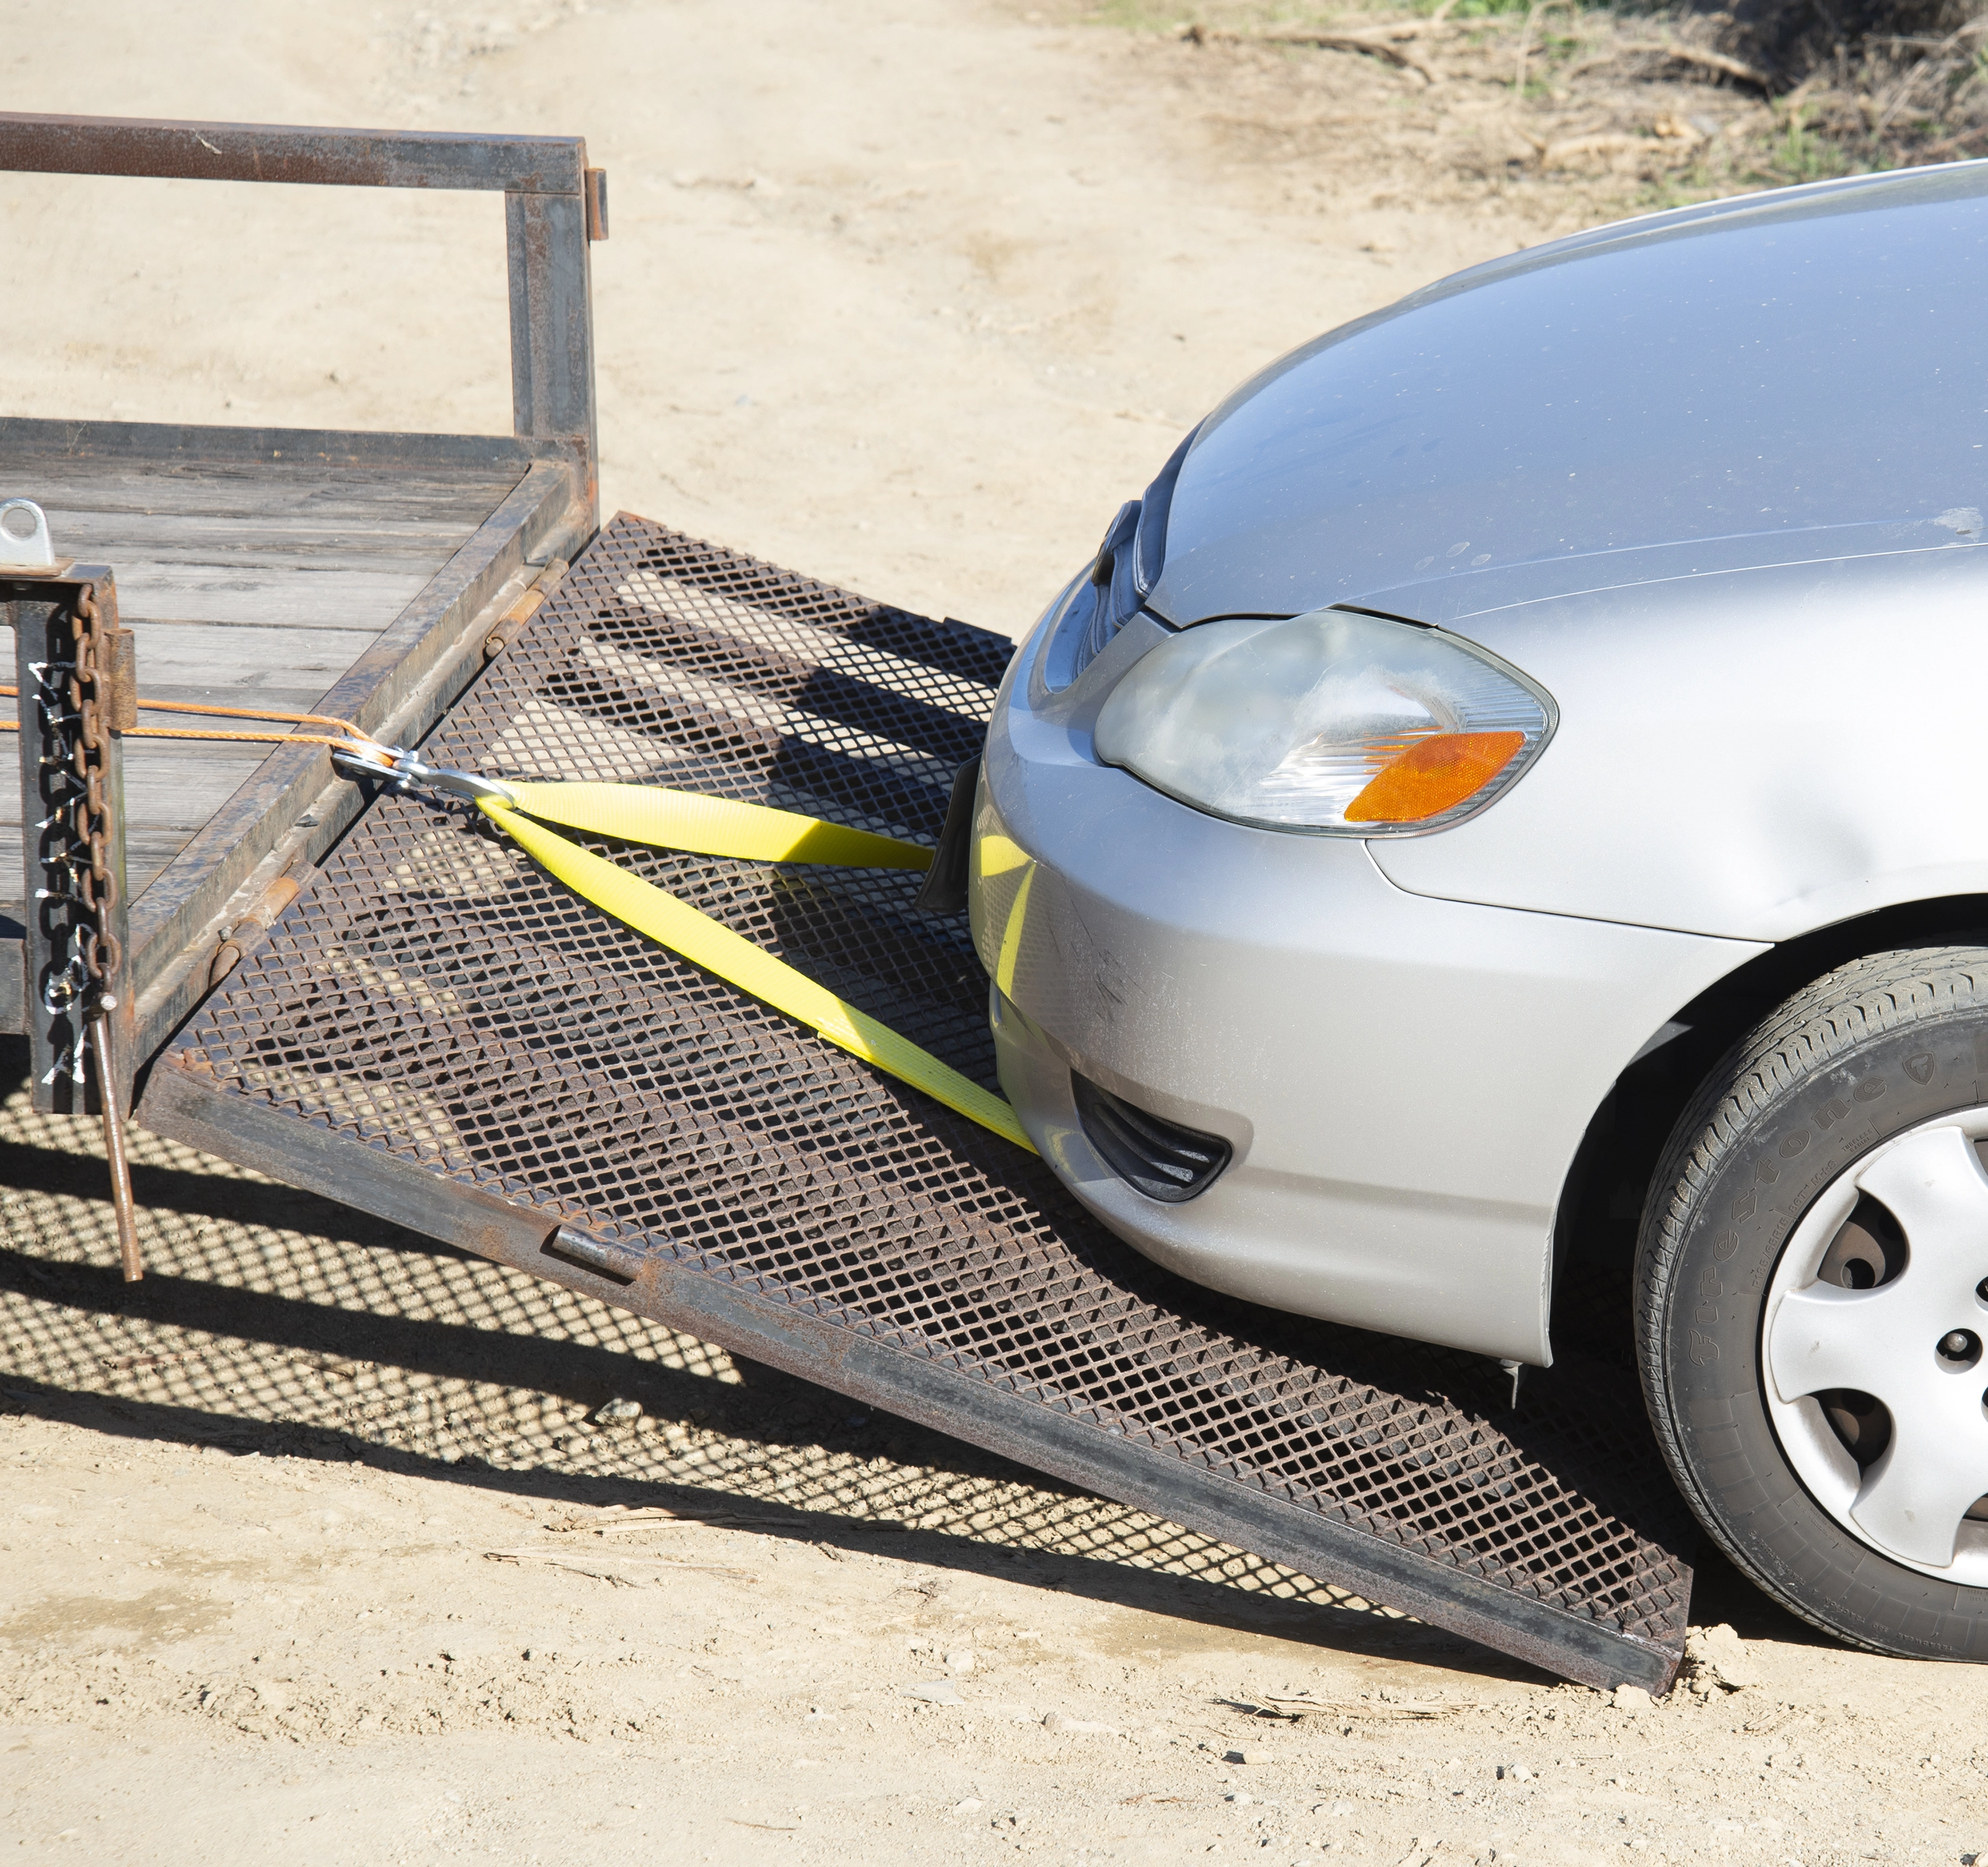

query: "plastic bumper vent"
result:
(1073, 1072), (1232, 1202)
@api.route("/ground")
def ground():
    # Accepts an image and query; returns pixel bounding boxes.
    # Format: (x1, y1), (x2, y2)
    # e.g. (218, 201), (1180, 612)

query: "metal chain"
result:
(32, 587), (140, 1279)
(67, 594), (123, 984)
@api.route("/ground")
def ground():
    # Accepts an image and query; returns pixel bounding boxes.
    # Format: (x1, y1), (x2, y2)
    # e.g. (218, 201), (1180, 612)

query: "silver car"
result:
(969, 160), (1988, 1660)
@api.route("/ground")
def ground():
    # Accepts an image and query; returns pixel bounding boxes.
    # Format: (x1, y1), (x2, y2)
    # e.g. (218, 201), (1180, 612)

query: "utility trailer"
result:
(1, 112), (1698, 1695)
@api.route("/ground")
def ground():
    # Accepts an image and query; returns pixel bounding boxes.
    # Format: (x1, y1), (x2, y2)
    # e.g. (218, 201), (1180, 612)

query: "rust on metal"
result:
(0, 111), (588, 195)
(71, 582), (141, 1279)
(103, 625), (138, 734)
(90, 1008), (142, 1282)
(0, 112), (601, 513)
(485, 558), (569, 660)
(148, 516), (1696, 1691)
(208, 872), (305, 990)
(6, 570), (143, 1275)
(205, 940), (243, 991)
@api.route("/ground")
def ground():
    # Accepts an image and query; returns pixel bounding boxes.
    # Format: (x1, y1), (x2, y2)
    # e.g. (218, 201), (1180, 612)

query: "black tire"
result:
(1637, 945), (1988, 1659)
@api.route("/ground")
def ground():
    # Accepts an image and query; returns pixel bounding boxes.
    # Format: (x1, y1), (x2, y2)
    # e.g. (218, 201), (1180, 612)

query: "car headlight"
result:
(1092, 608), (1555, 834)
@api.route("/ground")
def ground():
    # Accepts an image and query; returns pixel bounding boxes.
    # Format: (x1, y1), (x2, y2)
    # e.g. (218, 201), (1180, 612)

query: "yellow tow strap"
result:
(494, 782), (934, 872)
(476, 785), (1034, 1154)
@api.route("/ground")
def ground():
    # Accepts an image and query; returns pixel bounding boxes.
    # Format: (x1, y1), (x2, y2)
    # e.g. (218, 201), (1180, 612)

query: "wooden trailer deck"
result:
(0, 115), (603, 1074)
(1, 440), (535, 912)
(0, 424), (588, 1062)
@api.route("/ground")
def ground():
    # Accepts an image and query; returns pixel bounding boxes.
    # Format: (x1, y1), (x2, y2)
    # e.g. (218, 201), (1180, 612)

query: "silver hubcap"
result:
(1764, 1117), (1988, 1582)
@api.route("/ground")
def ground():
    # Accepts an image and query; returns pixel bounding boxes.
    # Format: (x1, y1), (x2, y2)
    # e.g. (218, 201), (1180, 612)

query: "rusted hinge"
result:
(484, 557), (569, 661)
(208, 866), (311, 990)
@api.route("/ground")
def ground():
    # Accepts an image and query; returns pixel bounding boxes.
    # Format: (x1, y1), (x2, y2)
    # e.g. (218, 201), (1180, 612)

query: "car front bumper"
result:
(971, 616), (1765, 1365)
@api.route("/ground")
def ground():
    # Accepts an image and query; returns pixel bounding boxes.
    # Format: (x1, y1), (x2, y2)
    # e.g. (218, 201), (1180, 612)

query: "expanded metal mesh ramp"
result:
(140, 514), (1694, 1691)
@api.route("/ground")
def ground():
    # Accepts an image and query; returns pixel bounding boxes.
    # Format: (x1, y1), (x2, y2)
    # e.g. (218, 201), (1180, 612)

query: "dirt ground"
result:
(5, 3), (1988, 1862)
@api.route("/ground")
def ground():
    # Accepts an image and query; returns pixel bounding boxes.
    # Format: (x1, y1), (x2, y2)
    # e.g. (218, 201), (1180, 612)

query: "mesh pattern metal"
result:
(163, 516), (1691, 1659)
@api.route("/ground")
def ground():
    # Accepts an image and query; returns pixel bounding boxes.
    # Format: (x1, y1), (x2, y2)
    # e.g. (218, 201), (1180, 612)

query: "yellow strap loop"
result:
(480, 793), (1034, 1154)
(500, 781), (934, 872)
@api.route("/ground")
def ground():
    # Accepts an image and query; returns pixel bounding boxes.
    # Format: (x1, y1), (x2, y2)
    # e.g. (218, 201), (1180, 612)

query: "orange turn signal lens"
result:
(1343, 730), (1525, 824)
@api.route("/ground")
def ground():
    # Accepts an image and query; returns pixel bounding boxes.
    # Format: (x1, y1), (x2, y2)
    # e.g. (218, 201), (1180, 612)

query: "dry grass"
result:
(1022, 1), (1988, 216)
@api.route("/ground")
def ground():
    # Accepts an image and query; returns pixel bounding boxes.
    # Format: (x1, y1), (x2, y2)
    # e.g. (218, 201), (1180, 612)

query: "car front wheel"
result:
(1638, 946), (1988, 1659)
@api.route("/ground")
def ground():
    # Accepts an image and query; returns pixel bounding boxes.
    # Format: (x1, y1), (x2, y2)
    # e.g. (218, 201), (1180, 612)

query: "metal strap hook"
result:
(331, 742), (519, 807)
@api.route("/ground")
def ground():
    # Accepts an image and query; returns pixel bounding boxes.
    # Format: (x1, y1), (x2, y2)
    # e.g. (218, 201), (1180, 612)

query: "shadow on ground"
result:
(0, 1086), (1551, 1686)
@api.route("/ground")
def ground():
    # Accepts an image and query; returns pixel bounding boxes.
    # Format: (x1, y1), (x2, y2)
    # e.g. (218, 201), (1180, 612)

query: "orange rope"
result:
(127, 697), (368, 738)
(0, 720), (362, 748)
(0, 684), (369, 742)
(130, 727), (362, 747)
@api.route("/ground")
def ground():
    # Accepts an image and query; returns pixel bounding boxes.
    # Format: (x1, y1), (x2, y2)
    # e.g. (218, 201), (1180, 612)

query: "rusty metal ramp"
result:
(138, 513), (1694, 1693)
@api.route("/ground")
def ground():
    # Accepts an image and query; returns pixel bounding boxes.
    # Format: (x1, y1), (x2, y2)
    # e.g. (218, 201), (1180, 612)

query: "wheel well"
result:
(1548, 893), (1988, 1366)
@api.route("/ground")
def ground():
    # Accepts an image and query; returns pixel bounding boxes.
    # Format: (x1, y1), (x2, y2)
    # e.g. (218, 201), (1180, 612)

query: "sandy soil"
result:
(4, 3), (1987, 1863)
(7, 1073), (1988, 1867)
(0, 0), (1767, 632)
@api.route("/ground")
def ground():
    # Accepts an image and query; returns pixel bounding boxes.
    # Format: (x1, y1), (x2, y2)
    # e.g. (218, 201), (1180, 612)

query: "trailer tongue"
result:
(138, 514), (1696, 1693)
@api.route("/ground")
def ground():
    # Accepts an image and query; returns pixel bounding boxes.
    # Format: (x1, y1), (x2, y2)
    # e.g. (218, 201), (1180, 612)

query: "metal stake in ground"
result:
(70, 585), (141, 1280)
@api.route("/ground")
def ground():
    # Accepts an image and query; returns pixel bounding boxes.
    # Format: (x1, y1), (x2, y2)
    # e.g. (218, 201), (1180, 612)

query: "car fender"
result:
(1368, 543), (1988, 941)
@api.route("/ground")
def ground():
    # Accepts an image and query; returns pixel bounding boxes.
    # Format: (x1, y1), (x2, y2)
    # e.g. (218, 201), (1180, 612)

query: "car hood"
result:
(1146, 162), (1988, 630)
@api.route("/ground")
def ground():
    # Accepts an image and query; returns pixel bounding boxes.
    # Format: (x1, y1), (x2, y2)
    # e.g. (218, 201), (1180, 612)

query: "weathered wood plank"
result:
(14, 471), (524, 526)
(0, 626), (374, 754)
(0, 740), (271, 828)
(0, 739), (274, 912)
(44, 552), (451, 630)
(127, 459), (583, 997)
(31, 510), (482, 566)
(5, 459), (527, 667)
(76, 559), (437, 628)
(121, 621), (381, 705)
(0, 820), (248, 917)
(0, 609), (360, 921)
(0, 414), (553, 479)
(0, 685), (328, 913)
(3, 475), (529, 549)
